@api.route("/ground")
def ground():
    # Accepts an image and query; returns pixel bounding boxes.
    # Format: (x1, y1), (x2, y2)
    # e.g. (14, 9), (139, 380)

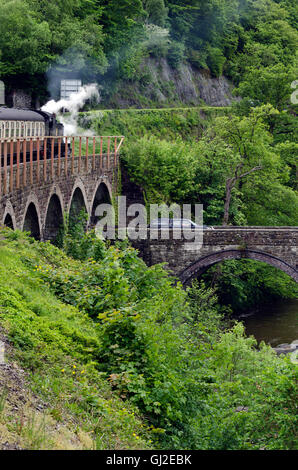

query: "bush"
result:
(167, 41), (185, 69)
(143, 24), (170, 57)
(207, 47), (226, 77)
(187, 48), (208, 70)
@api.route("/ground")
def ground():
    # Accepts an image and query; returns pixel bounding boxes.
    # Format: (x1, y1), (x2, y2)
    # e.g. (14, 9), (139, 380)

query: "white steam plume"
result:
(41, 84), (100, 136)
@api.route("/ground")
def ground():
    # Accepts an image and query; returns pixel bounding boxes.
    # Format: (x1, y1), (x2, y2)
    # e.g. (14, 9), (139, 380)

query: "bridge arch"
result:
(44, 193), (64, 243)
(179, 249), (298, 285)
(69, 181), (89, 223)
(23, 202), (41, 240)
(2, 202), (16, 230)
(90, 181), (112, 226)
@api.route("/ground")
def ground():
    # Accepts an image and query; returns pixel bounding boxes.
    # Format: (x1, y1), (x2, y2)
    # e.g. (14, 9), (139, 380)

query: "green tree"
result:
(201, 105), (282, 224)
(99, 0), (146, 52)
(144, 0), (168, 26)
(0, 0), (52, 76)
(234, 64), (297, 110)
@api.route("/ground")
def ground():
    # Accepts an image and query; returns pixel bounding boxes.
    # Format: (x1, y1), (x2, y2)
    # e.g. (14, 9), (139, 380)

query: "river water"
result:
(239, 299), (298, 347)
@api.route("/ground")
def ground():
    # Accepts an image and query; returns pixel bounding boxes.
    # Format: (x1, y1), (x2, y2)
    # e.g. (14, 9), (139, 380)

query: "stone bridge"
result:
(133, 227), (298, 283)
(0, 136), (123, 241)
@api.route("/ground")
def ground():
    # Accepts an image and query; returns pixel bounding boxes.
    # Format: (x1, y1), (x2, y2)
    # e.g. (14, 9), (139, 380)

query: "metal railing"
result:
(0, 135), (124, 196)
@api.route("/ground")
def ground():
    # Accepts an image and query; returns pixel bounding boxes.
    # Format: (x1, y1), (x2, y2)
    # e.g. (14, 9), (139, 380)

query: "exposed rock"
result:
(273, 340), (298, 356)
(196, 74), (235, 107)
(4, 58), (238, 109)
(109, 57), (238, 108)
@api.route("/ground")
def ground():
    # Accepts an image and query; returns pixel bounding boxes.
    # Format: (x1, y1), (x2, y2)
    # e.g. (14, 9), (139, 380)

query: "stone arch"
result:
(22, 194), (41, 239)
(23, 202), (41, 240)
(45, 185), (65, 217)
(90, 181), (112, 226)
(179, 249), (298, 285)
(44, 193), (64, 243)
(4, 213), (14, 229)
(68, 181), (89, 224)
(2, 201), (16, 230)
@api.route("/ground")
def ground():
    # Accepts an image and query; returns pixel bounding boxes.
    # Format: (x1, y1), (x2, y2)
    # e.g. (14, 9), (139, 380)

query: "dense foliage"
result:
(0, 0), (297, 104)
(0, 228), (297, 450)
(121, 105), (298, 226)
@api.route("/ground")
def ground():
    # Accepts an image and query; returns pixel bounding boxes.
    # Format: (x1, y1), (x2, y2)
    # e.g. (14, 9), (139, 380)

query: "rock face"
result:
(273, 340), (298, 356)
(110, 57), (238, 108)
(196, 73), (235, 107)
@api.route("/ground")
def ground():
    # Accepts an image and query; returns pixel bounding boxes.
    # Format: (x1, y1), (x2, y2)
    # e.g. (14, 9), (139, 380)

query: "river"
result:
(239, 299), (298, 347)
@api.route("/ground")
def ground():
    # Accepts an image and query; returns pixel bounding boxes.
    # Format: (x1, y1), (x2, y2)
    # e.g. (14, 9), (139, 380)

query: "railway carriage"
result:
(0, 107), (65, 166)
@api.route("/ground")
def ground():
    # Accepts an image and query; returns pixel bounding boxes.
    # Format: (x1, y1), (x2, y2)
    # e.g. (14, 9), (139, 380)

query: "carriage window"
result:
(15, 122), (20, 137)
(9, 121), (15, 139)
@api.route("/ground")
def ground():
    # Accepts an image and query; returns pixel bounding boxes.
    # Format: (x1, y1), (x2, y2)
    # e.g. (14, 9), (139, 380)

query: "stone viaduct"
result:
(0, 135), (297, 284)
(0, 136), (123, 242)
(133, 227), (298, 284)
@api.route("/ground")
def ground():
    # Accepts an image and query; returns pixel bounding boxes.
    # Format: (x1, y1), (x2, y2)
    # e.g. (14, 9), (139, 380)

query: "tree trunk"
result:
(223, 178), (234, 225)
(223, 166), (262, 225)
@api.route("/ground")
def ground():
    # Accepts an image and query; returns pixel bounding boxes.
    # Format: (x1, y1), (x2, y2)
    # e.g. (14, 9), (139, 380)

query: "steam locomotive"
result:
(0, 107), (65, 165)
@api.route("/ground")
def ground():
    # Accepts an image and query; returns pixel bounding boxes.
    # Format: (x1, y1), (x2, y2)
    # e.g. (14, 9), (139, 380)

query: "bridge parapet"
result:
(0, 136), (124, 196)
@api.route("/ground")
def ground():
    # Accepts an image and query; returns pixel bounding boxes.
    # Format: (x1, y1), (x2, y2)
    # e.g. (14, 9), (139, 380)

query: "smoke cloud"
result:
(41, 84), (100, 136)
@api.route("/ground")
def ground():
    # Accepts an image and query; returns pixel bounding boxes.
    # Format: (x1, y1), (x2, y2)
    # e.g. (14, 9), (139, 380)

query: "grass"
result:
(77, 106), (229, 143)
(0, 228), (152, 450)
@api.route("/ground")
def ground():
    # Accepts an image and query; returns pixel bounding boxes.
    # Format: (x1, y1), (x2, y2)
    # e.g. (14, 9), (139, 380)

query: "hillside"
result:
(0, 0), (297, 109)
(0, 227), (297, 450)
(98, 57), (236, 108)
(0, 229), (150, 450)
